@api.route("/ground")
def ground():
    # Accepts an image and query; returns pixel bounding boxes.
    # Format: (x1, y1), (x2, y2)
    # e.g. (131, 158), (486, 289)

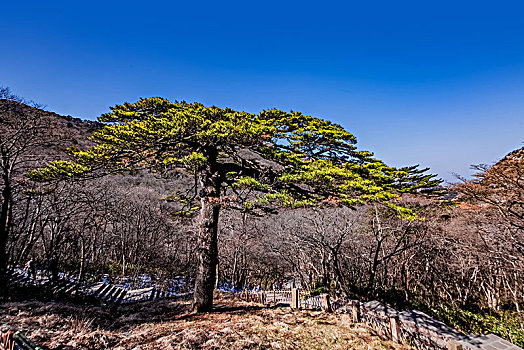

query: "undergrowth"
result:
(426, 305), (524, 347)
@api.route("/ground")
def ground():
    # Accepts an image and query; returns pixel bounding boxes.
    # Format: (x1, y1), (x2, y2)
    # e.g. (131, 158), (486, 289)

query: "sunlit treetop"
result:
(29, 97), (442, 219)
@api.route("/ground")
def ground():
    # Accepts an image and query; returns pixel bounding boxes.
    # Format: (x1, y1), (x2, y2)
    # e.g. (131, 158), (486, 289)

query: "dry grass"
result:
(0, 293), (412, 349)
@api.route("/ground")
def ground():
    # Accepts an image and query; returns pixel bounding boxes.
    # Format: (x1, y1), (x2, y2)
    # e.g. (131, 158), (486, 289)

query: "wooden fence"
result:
(236, 289), (522, 350)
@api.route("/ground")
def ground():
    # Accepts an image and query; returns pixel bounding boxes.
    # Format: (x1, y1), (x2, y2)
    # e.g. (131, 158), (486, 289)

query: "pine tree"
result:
(29, 97), (440, 311)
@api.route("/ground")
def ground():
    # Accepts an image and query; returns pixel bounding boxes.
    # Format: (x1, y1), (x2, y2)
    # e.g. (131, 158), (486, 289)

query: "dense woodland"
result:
(0, 89), (523, 344)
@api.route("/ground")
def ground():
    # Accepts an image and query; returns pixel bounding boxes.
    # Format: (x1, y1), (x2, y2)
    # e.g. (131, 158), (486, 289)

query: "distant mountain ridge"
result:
(498, 146), (524, 163)
(0, 99), (100, 157)
(488, 146), (524, 177)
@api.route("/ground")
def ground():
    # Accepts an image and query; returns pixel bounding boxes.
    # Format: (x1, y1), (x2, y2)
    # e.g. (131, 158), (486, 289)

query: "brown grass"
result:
(0, 293), (412, 349)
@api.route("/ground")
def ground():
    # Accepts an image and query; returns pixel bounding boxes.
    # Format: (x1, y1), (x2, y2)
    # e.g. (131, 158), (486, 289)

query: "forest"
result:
(1, 87), (523, 346)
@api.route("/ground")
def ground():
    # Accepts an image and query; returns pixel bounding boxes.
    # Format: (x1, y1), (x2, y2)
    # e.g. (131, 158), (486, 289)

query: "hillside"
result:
(498, 147), (524, 164)
(487, 146), (524, 177)
(0, 294), (410, 350)
(0, 99), (195, 283)
(0, 99), (99, 155)
(1, 99), (522, 348)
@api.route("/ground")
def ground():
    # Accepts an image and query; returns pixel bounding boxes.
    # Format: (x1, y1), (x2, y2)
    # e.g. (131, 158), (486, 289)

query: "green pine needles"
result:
(29, 97), (440, 219)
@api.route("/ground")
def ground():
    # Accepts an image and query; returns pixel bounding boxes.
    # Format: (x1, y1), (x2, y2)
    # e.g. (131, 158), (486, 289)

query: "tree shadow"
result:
(1, 296), (280, 331)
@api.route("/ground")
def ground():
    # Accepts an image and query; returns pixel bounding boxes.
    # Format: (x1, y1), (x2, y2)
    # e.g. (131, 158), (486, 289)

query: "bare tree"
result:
(0, 88), (53, 294)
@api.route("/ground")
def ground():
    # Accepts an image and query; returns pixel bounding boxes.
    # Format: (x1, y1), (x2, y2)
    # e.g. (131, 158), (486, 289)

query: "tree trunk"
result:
(193, 195), (220, 312)
(193, 147), (221, 312)
(0, 177), (12, 297)
(78, 238), (85, 282)
(231, 247), (238, 289)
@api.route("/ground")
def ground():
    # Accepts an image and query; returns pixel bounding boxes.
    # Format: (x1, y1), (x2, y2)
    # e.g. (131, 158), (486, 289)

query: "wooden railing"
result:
(234, 290), (523, 350)
(236, 288), (328, 310)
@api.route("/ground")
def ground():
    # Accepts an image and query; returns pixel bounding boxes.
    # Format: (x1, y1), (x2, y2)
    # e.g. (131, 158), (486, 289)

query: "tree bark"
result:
(193, 195), (220, 312)
(193, 147), (221, 312)
(78, 238), (85, 282)
(0, 174), (12, 297)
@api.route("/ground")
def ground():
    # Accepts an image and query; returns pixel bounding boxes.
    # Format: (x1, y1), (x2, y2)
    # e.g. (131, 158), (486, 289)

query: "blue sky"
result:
(1, 1), (523, 182)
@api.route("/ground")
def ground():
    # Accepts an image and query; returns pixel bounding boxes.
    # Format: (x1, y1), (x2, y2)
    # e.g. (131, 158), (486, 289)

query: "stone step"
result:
(121, 287), (154, 304)
(51, 280), (69, 293)
(114, 289), (127, 304)
(8, 273), (27, 285)
(96, 283), (113, 299)
(64, 282), (79, 295)
(101, 285), (117, 301)
(40, 278), (54, 288)
(55, 281), (76, 294)
(459, 334), (524, 350)
(105, 286), (122, 302)
(83, 282), (105, 296)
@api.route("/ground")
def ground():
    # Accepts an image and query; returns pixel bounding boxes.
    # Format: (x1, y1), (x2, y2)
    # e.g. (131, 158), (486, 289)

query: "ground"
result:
(0, 293), (412, 349)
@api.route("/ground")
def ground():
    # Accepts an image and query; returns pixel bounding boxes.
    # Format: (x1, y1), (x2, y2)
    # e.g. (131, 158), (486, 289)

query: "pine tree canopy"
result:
(29, 97), (441, 219)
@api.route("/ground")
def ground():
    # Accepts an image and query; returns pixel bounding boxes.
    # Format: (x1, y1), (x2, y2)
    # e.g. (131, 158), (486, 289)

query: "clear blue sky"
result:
(1, 1), (523, 182)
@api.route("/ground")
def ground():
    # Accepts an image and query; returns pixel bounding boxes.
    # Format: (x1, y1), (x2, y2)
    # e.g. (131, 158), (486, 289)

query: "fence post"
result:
(322, 294), (331, 312)
(352, 300), (360, 322)
(390, 315), (401, 343)
(291, 288), (300, 309)
(447, 340), (463, 350)
(291, 288), (300, 310)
